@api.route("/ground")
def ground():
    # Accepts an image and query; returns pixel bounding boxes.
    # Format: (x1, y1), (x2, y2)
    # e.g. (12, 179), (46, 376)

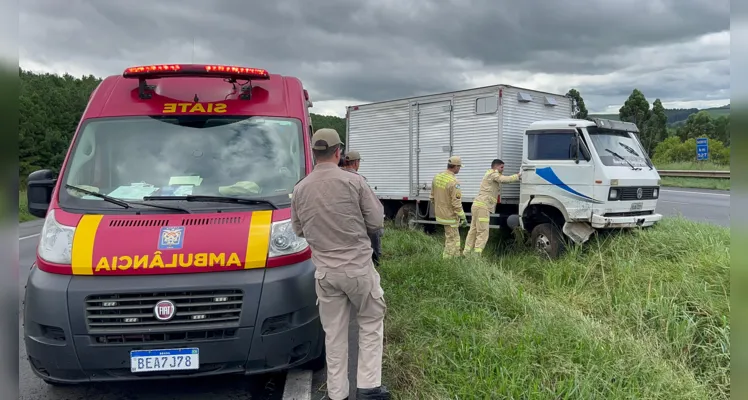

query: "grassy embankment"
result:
(19, 191), (35, 222)
(655, 162), (730, 191)
(377, 220), (730, 399)
(17, 189), (730, 398)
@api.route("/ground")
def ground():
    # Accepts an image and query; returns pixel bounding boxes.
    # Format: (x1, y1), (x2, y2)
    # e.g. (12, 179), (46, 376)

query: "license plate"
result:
(630, 202), (643, 211)
(130, 348), (199, 373)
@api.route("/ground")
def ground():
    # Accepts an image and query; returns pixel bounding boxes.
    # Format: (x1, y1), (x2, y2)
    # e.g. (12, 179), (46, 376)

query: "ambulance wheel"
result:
(42, 378), (71, 387)
(394, 203), (419, 230)
(530, 223), (565, 259)
(302, 343), (326, 372)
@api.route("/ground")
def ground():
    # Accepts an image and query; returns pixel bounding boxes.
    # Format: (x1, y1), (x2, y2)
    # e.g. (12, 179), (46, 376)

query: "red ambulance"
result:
(24, 64), (325, 384)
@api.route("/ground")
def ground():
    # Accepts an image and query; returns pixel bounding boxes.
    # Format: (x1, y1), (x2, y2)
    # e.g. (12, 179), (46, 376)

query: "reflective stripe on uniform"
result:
(436, 217), (457, 224)
(478, 217), (490, 222)
(433, 172), (455, 188)
(474, 248), (483, 253)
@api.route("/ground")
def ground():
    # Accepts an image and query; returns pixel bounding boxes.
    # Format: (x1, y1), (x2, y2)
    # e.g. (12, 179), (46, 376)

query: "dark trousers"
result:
(369, 229), (383, 266)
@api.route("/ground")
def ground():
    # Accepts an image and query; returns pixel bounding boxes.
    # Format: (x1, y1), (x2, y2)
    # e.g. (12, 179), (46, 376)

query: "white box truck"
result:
(345, 84), (663, 258)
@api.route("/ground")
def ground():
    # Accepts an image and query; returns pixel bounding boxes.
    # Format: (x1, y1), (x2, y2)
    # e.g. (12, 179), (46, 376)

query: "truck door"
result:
(412, 100), (452, 195)
(520, 128), (596, 217)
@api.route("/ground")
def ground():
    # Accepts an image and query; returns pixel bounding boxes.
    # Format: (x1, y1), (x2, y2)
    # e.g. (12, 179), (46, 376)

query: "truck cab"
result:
(519, 118), (663, 257)
(23, 64), (324, 385)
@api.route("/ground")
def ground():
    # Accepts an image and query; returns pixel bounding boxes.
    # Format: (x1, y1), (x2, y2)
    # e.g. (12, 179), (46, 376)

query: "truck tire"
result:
(530, 223), (566, 259)
(394, 203), (418, 230)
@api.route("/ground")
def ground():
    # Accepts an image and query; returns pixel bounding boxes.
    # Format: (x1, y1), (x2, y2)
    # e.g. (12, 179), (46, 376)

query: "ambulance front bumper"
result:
(590, 212), (663, 229)
(23, 259), (324, 383)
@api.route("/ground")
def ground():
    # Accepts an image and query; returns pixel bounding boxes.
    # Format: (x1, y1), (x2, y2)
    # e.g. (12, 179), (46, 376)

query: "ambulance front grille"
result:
(84, 289), (243, 334)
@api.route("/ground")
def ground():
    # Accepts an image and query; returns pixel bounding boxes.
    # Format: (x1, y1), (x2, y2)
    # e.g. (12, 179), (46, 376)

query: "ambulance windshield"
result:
(59, 115), (305, 209)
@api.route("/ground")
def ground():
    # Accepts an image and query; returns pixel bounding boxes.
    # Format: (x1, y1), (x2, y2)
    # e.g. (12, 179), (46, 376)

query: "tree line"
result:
(568, 88), (730, 165)
(18, 69), (729, 187)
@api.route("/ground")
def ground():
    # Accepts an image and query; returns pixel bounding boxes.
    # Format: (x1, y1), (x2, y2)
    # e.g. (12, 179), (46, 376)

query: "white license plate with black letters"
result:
(130, 348), (199, 373)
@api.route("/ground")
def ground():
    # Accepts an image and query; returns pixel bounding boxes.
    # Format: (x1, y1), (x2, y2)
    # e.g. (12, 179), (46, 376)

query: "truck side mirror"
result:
(27, 169), (57, 219)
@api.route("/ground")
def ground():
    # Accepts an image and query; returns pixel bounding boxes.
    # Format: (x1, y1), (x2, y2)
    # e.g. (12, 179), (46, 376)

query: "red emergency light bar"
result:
(122, 64), (270, 80)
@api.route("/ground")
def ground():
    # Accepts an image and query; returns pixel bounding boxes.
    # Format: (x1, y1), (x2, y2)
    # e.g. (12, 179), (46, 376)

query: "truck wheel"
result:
(530, 223), (566, 259)
(394, 203), (419, 230)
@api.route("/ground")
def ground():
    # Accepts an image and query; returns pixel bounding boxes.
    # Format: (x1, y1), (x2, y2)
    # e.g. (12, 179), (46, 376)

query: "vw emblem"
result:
(154, 300), (176, 321)
(636, 188), (643, 199)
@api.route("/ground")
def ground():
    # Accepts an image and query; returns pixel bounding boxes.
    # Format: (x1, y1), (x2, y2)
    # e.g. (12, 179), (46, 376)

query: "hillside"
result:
(591, 104), (730, 126)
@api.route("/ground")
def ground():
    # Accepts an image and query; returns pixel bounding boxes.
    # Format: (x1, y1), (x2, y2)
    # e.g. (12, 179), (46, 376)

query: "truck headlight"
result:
(38, 209), (75, 265)
(653, 188), (659, 198)
(608, 188), (619, 200)
(269, 220), (309, 257)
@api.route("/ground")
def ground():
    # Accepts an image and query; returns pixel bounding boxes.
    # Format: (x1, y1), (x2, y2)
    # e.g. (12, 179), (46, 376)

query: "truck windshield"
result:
(585, 126), (650, 168)
(59, 115), (305, 210)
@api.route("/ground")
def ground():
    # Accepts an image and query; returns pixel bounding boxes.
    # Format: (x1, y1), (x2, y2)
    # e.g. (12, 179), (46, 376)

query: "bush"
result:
(653, 137), (729, 165)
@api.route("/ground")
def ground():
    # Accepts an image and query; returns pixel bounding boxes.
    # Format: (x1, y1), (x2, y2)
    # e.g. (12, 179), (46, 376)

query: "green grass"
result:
(19, 191), (36, 222)
(655, 162), (730, 171)
(653, 163), (730, 190)
(379, 218), (730, 399)
(660, 177), (730, 191)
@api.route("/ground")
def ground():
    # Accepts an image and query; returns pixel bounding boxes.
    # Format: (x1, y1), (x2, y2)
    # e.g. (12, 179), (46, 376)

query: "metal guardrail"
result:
(658, 170), (730, 178)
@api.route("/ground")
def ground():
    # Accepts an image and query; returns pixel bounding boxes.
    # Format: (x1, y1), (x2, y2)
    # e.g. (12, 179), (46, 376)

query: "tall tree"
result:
(641, 99), (668, 155)
(619, 89), (653, 154)
(566, 88), (588, 119)
(676, 111), (716, 141)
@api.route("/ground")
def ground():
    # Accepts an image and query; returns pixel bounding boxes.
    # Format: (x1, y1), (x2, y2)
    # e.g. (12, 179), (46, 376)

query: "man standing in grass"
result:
(430, 156), (467, 258)
(463, 159), (520, 255)
(291, 129), (390, 400)
(341, 150), (383, 267)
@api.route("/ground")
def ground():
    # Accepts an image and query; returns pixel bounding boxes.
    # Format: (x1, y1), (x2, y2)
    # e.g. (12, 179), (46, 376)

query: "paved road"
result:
(16, 187), (729, 398)
(656, 188), (730, 227)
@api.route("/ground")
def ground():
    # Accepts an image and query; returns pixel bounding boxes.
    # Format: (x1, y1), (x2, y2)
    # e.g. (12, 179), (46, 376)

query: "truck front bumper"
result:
(590, 212), (663, 229)
(23, 260), (324, 384)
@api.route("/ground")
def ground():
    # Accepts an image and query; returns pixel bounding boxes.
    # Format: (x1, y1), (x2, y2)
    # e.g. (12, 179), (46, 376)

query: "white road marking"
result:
(660, 189), (730, 197)
(19, 233), (40, 241)
(282, 369), (313, 400)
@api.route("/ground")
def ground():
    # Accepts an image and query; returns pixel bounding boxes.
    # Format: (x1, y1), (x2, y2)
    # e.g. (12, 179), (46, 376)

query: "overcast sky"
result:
(19, 0), (730, 117)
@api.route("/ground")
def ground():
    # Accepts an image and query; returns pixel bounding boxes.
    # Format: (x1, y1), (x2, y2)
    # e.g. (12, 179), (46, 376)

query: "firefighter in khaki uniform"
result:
(341, 150), (384, 266)
(291, 129), (390, 400)
(463, 159), (521, 255)
(430, 156), (467, 258)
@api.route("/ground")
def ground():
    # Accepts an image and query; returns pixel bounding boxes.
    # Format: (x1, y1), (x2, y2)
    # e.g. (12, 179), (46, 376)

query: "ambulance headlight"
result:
(269, 220), (308, 257)
(38, 209), (75, 265)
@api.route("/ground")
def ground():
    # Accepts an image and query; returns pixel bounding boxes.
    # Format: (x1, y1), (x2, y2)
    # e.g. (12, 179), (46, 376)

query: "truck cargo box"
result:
(346, 84), (573, 204)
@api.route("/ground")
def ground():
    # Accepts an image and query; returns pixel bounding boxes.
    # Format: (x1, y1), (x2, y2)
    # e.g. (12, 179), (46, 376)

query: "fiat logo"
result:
(154, 300), (176, 321)
(636, 188), (643, 199)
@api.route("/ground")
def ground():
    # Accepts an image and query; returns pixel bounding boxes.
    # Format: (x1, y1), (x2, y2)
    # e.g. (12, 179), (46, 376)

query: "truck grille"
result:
(617, 186), (658, 201)
(85, 289), (243, 334)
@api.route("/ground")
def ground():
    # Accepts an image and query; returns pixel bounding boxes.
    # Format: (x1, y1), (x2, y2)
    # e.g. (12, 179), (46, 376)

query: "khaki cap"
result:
(345, 150), (361, 161)
(448, 155), (464, 166)
(311, 128), (343, 150)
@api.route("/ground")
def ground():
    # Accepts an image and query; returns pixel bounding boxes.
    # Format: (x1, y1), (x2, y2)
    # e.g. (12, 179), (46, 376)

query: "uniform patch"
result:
(158, 226), (185, 250)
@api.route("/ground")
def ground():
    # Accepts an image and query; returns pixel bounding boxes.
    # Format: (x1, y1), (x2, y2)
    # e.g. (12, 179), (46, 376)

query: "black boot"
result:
(357, 385), (391, 399)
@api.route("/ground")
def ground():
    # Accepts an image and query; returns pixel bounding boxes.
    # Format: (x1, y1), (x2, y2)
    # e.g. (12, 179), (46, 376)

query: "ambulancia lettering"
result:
(94, 251), (243, 272)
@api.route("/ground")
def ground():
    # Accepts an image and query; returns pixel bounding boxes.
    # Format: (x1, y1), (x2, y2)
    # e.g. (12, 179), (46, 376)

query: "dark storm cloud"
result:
(20, 0), (730, 111)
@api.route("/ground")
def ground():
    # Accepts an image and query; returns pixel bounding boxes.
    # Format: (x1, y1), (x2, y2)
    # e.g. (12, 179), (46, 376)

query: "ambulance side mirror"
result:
(27, 169), (57, 219)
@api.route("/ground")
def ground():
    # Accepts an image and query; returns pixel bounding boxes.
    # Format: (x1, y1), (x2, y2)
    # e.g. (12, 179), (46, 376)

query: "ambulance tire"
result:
(530, 223), (566, 259)
(42, 378), (71, 387)
(301, 343), (327, 372)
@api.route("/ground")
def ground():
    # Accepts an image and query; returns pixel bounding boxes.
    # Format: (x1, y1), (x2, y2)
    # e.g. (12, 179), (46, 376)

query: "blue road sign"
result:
(696, 137), (708, 161)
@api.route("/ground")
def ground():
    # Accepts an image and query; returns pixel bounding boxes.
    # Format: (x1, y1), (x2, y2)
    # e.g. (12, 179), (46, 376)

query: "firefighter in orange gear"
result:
(463, 159), (520, 255)
(429, 156), (467, 258)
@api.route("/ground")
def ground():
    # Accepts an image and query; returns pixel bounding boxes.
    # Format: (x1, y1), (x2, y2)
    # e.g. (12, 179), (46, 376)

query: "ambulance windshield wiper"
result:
(143, 195), (278, 210)
(605, 149), (640, 171)
(65, 184), (192, 214)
